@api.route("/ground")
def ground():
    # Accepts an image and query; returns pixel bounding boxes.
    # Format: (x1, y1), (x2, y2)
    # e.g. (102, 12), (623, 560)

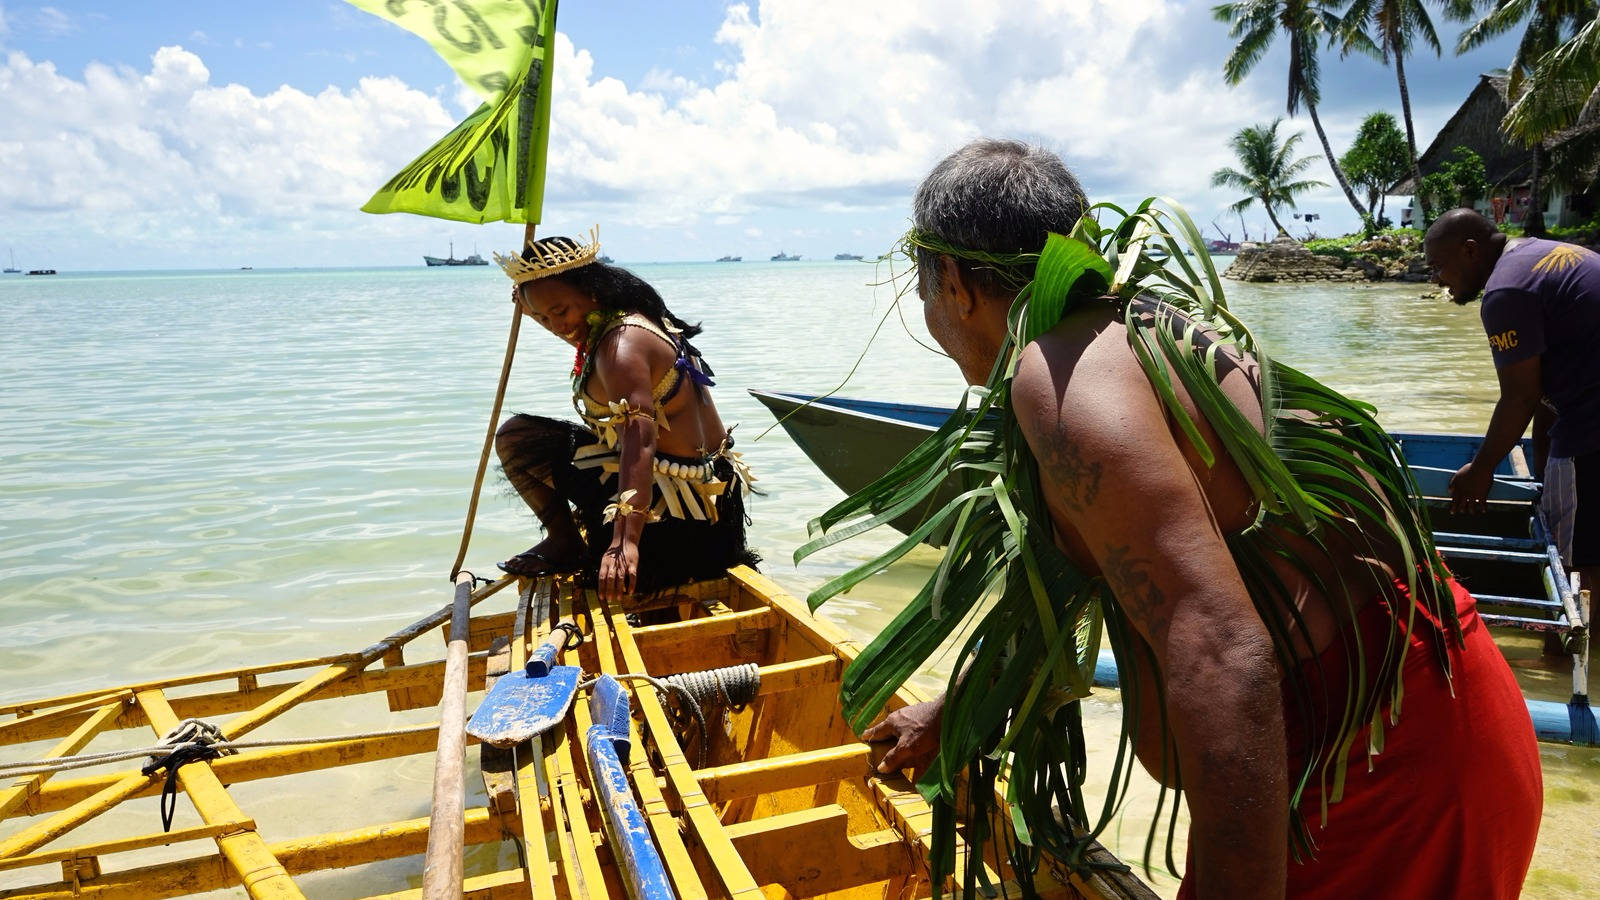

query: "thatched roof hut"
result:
(1391, 75), (1598, 225)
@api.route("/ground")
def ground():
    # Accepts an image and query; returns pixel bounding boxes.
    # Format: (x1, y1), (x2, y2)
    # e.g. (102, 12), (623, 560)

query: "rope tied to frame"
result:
(662, 663), (760, 713)
(140, 719), (235, 832)
(580, 664), (759, 766)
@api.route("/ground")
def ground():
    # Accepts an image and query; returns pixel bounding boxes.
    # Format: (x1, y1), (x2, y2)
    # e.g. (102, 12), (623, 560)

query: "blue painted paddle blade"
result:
(466, 664), (581, 748)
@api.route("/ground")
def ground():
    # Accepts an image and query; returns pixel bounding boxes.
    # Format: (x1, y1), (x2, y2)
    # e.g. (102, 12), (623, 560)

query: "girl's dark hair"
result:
(524, 239), (702, 339)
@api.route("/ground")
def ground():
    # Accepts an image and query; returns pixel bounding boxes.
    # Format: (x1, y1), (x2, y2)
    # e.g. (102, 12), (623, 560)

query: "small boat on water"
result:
(749, 389), (1594, 745)
(24, 269), (56, 276)
(423, 242), (489, 267)
(598, 255), (614, 264)
(834, 253), (863, 261)
(0, 567), (1155, 898)
(771, 251), (801, 261)
(716, 255), (742, 262)
(3, 250), (18, 274)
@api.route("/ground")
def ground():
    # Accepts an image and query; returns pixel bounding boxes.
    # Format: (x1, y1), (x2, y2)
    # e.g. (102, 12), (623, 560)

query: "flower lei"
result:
(571, 309), (627, 383)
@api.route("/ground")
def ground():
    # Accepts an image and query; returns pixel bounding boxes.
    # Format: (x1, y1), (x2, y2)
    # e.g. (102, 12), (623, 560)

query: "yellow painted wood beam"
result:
(219, 577), (511, 742)
(0, 808), (506, 900)
(20, 725), (440, 818)
(0, 699), (124, 823)
(506, 579), (559, 900)
(751, 655), (839, 695)
(0, 692), (132, 745)
(365, 868), (531, 900)
(630, 608), (773, 652)
(2, 644), (496, 748)
(602, 593), (764, 900)
(723, 804), (915, 896)
(694, 744), (873, 805)
(582, 589), (707, 900)
(543, 585), (608, 899)
(0, 766), (161, 858)
(135, 690), (304, 900)
(0, 819), (254, 873)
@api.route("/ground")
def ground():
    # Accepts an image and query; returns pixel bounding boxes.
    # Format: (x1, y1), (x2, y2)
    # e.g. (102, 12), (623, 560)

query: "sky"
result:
(0, 1), (1523, 269)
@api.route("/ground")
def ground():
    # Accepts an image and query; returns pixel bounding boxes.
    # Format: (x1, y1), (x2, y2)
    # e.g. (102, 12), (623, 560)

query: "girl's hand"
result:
(598, 539), (639, 602)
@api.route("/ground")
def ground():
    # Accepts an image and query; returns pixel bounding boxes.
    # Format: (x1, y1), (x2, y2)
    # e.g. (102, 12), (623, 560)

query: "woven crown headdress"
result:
(494, 226), (601, 284)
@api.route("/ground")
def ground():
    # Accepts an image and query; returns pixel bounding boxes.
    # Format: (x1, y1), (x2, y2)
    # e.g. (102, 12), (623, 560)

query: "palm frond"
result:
(798, 199), (1452, 892)
(1502, 16), (1600, 141)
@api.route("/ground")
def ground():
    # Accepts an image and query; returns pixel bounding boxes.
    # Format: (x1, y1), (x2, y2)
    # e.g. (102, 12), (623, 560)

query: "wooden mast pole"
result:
(447, 223), (536, 580)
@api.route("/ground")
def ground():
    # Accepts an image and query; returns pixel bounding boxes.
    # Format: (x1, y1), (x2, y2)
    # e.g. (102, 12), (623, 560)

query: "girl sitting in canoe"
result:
(493, 230), (757, 600)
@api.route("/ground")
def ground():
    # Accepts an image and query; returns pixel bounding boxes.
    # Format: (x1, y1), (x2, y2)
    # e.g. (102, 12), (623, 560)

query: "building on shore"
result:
(1392, 74), (1598, 228)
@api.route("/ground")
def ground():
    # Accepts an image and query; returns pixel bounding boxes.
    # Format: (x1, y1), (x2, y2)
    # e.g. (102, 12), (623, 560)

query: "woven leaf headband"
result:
(494, 226), (602, 284)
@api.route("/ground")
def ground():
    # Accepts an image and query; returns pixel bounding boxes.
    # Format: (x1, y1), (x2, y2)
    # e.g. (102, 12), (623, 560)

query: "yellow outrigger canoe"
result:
(0, 566), (1157, 899)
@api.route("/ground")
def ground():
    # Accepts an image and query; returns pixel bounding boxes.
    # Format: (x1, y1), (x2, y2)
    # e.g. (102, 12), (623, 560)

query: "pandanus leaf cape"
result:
(794, 199), (1456, 893)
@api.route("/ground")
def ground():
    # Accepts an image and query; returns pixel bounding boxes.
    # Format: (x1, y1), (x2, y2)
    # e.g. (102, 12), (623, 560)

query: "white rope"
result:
(0, 721), (443, 779)
(581, 664), (760, 767)
(4, 664), (760, 778)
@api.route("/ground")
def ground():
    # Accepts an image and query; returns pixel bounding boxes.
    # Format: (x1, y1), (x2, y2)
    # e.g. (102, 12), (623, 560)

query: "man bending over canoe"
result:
(1426, 208), (1600, 599)
(862, 141), (1541, 899)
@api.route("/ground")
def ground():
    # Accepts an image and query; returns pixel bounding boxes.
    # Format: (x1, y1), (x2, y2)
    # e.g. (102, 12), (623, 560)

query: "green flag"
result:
(347, 0), (559, 224)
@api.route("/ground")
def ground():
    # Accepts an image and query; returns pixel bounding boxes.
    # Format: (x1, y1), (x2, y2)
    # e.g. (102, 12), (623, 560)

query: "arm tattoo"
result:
(1037, 436), (1103, 512)
(1102, 544), (1168, 640)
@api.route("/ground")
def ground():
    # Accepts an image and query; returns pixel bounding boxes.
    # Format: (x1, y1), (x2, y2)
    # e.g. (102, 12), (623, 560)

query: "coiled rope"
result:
(580, 663), (759, 767)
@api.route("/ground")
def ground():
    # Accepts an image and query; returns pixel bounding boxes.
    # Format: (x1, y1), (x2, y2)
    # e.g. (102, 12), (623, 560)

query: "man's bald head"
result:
(1425, 208), (1499, 246)
(1423, 207), (1507, 305)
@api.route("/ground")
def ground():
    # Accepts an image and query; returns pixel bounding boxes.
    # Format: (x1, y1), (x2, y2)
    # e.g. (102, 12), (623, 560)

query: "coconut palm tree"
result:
(1211, 120), (1328, 237)
(1339, 0), (1443, 221)
(1448, 0), (1599, 235)
(1215, 0), (1372, 227)
(1503, 17), (1600, 144)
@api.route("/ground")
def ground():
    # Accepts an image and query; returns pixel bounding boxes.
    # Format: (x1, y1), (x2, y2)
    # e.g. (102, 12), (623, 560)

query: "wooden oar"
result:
(468, 619), (583, 747)
(584, 674), (675, 900)
(422, 571), (474, 899)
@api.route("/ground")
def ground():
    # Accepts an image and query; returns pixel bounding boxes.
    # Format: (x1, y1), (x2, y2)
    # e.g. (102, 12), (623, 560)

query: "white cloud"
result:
(1, 1), (1394, 264)
(0, 46), (459, 263)
(33, 6), (73, 36)
(535, 0), (1293, 234)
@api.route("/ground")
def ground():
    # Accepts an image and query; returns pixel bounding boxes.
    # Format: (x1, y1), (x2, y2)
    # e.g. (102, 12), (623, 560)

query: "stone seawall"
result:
(1223, 235), (1430, 284)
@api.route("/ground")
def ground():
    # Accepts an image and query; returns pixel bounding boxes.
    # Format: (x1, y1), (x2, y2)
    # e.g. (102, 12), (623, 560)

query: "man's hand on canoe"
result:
(862, 698), (943, 774)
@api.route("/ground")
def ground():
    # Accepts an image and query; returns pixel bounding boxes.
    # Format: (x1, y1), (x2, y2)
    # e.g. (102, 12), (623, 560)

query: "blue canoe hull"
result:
(750, 388), (1594, 746)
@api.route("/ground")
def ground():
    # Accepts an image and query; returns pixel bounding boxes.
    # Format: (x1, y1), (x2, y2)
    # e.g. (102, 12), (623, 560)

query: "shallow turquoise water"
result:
(0, 262), (1495, 696)
(2, 261), (1588, 896)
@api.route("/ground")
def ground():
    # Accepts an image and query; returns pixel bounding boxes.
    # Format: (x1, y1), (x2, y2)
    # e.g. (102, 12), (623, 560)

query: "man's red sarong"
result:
(1177, 577), (1542, 899)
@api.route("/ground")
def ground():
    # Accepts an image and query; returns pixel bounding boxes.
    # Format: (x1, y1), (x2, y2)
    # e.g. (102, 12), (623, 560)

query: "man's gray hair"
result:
(913, 139), (1087, 298)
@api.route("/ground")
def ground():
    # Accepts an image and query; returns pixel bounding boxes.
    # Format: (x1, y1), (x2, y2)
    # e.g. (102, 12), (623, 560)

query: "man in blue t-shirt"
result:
(1425, 208), (1600, 598)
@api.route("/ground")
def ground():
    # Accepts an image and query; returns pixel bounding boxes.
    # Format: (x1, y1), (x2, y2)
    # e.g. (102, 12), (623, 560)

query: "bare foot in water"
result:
(498, 535), (586, 576)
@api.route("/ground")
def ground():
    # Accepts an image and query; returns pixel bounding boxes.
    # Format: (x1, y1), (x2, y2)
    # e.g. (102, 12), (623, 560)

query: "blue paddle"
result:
(468, 622), (583, 748)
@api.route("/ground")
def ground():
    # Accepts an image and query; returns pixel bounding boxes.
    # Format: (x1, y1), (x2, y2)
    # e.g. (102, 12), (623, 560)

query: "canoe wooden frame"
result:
(0, 568), (1159, 900)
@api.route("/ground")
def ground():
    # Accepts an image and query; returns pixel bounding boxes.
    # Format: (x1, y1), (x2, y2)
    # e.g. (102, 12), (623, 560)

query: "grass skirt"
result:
(499, 413), (759, 594)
